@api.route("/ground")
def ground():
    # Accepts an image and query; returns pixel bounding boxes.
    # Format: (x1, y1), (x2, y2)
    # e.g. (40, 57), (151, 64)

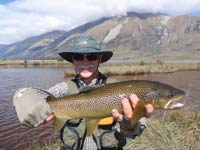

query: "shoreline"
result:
(1, 59), (200, 76)
(65, 63), (200, 77)
(1, 59), (200, 66)
(0, 59), (71, 67)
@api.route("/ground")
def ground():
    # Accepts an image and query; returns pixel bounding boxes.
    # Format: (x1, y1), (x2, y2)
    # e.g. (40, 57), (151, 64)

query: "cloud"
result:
(0, 0), (200, 44)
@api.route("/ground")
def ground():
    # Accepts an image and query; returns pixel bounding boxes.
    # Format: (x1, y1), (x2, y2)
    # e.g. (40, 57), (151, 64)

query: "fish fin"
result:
(86, 119), (100, 136)
(127, 100), (145, 131)
(53, 117), (67, 133)
(98, 117), (113, 125)
(79, 84), (104, 93)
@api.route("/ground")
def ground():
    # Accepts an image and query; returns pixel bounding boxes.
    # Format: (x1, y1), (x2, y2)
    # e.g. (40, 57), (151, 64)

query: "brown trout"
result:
(47, 80), (185, 135)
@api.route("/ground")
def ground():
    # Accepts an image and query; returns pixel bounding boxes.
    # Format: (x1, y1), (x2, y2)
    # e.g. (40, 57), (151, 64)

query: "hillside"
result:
(0, 12), (200, 61)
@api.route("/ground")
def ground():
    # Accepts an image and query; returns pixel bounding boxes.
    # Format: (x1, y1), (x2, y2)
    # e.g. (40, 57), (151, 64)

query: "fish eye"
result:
(167, 91), (175, 98)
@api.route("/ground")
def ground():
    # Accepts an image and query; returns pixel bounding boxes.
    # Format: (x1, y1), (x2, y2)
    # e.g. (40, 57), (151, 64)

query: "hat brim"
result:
(59, 47), (113, 63)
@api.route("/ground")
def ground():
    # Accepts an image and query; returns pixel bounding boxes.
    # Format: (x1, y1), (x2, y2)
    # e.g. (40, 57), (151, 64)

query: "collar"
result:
(72, 72), (107, 89)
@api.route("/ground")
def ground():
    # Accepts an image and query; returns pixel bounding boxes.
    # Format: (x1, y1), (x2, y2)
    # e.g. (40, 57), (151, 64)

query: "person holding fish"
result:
(13, 35), (154, 150)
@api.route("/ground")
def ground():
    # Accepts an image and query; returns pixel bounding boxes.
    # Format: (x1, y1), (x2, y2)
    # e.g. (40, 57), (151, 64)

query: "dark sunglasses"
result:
(72, 53), (99, 61)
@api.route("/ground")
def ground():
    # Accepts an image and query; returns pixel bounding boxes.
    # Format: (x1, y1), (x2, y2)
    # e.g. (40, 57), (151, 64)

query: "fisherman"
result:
(13, 35), (153, 150)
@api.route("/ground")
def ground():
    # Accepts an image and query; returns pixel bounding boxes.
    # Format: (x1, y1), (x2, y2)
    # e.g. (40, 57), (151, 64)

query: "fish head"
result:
(156, 82), (185, 109)
(144, 81), (185, 109)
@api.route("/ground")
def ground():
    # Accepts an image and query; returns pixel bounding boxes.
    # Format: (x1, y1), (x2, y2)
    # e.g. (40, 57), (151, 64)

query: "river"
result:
(0, 67), (199, 150)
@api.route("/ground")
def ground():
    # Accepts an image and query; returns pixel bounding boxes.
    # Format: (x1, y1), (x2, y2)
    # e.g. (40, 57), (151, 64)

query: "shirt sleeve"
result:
(47, 82), (69, 98)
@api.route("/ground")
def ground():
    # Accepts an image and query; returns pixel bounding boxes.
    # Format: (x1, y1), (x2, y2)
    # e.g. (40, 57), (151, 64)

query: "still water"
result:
(0, 67), (199, 150)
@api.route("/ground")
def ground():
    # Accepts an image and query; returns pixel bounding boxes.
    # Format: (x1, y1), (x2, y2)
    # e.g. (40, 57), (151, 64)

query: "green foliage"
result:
(33, 62), (40, 66)
(2, 57), (7, 61)
(156, 59), (164, 65)
(57, 57), (64, 62)
(139, 60), (145, 66)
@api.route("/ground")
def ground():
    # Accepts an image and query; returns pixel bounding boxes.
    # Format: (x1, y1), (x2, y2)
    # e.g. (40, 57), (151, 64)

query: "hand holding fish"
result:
(112, 94), (154, 122)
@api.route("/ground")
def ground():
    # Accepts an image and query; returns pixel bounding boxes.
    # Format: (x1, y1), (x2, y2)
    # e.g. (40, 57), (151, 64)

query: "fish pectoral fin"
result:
(53, 117), (67, 133)
(86, 119), (100, 136)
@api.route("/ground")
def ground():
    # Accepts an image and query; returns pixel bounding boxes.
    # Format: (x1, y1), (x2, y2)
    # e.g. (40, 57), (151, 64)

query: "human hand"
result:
(44, 113), (55, 123)
(112, 94), (154, 121)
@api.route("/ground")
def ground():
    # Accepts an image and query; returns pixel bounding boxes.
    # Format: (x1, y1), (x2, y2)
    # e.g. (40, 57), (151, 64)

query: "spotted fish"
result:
(47, 80), (185, 135)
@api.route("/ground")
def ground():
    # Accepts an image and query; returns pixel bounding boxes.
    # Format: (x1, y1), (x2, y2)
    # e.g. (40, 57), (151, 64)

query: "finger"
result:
(112, 109), (123, 121)
(44, 113), (55, 122)
(145, 104), (154, 118)
(129, 94), (140, 109)
(121, 98), (133, 120)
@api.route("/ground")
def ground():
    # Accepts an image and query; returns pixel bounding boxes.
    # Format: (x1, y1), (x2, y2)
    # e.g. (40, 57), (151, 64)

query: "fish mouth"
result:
(164, 98), (184, 109)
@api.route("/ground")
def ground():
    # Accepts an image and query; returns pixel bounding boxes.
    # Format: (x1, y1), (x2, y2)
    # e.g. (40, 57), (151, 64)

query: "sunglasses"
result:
(72, 53), (99, 61)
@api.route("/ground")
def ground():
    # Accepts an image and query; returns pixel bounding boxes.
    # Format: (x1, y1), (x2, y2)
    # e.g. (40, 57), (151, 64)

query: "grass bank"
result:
(27, 111), (200, 150)
(64, 63), (200, 77)
(125, 110), (200, 150)
(0, 59), (70, 67)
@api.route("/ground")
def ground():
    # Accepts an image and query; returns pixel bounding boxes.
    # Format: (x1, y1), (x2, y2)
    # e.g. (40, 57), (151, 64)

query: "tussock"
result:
(125, 111), (200, 150)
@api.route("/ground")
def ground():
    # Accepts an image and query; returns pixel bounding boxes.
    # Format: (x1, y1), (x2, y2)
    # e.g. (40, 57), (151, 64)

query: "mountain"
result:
(0, 12), (200, 61)
(0, 30), (66, 59)
(0, 44), (6, 49)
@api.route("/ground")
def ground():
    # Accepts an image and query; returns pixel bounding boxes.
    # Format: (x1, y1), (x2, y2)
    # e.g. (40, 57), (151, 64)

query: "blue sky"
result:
(0, 0), (200, 44)
(189, 11), (200, 16)
(0, 0), (14, 4)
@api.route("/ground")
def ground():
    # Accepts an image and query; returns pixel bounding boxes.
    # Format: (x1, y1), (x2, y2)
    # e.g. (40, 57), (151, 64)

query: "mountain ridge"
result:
(0, 12), (200, 61)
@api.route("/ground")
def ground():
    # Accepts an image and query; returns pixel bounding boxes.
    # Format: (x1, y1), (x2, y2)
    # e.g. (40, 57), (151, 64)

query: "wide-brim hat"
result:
(59, 35), (113, 63)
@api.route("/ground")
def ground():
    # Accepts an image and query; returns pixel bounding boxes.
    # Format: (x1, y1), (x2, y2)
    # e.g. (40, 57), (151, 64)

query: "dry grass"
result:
(64, 63), (200, 77)
(25, 137), (60, 150)
(0, 59), (70, 67)
(125, 110), (200, 150)
(100, 63), (200, 76)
